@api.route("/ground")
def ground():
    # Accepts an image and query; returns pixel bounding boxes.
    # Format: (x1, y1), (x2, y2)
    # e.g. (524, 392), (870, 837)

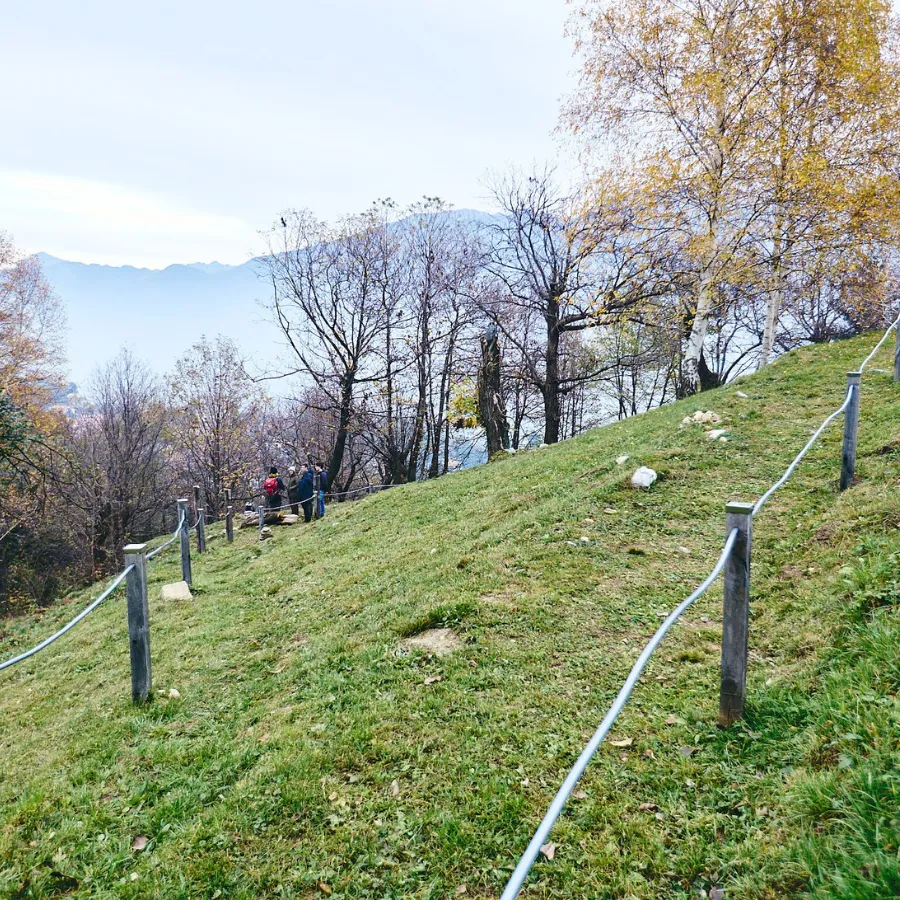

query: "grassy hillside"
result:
(1, 335), (898, 899)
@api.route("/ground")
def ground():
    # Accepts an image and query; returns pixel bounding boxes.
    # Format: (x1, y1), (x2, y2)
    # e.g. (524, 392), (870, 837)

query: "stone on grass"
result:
(401, 627), (463, 656)
(707, 429), (728, 441)
(735, 390), (749, 399)
(260, 526), (273, 540)
(631, 466), (658, 489)
(616, 455), (629, 465)
(159, 581), (192, 601)
(282, 514), (299, 524)
(691, 410), (720, 424)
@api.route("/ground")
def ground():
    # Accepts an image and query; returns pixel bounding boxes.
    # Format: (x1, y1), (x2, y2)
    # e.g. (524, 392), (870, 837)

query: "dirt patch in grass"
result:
(401, 627), (463, 655)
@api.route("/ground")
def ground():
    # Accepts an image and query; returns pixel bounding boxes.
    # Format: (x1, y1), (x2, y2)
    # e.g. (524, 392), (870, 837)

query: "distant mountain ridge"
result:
(39, 209), (495, 387)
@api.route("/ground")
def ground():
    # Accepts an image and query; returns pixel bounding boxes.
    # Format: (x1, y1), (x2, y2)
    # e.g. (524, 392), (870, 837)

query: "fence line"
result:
(146, 509), (186, 560)
(499, 318), (900, 900)
(0, 567), (134, 673)
(0, 507), (190, 674)
(1, 322), (898, 884)
(500, 529), (739, 900)
(751, 386), (853, 517)
(0, 480), (390, 675)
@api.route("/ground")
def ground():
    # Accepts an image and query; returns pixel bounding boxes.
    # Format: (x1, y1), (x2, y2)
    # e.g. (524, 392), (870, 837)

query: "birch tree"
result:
(568, 0), (776, 394)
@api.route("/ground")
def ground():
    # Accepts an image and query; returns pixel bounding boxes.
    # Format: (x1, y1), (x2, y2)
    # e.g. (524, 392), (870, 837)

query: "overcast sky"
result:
(1, 1), (577, 268)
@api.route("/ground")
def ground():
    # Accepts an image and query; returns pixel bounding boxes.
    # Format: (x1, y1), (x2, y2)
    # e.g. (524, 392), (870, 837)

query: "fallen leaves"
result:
(130, 835), (148, 852)
(390, 779), (400, 797)
(609, 737), (633, 748)
(317, 882), (333, 895)
(638, 802), (658, 812)
(539, 842), (556, 860)
(424, 675), (442, 686)
(678, 746), (698, 758)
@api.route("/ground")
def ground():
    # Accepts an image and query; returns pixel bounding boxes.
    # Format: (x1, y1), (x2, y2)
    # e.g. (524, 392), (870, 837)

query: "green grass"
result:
(1, 335), (898, 899)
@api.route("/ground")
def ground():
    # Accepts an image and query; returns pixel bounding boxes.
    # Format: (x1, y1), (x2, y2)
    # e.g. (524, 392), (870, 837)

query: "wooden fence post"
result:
(197, 508), (207, 553)
(258, 504), (265, 540)
(177, 498), (192, 586)
(193, 484), (201, 518)
(124, 543), (151, 704)
(840, 372), (861, 491)
(719, 501), (753, 728)
(226, 505), (234, 542)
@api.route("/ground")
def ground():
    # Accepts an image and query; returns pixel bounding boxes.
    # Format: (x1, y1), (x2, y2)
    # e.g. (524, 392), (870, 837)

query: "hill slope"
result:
(1, 336), (899, 899)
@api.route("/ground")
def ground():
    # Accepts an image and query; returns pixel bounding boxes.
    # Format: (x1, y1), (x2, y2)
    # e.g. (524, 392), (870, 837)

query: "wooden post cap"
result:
(123, 543), (148, 553)
(724, 501), (753, 515)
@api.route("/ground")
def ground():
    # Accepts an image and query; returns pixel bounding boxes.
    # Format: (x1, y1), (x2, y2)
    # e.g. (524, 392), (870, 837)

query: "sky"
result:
(1, 1), (577, 268)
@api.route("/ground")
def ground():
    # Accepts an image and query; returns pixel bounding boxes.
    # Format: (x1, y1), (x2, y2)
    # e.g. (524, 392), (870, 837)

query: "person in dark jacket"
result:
(286, 465), (300, 515)
(264, 466), (286, 510)
(297, 464), (315, 523)
(315, 464), (328, 518)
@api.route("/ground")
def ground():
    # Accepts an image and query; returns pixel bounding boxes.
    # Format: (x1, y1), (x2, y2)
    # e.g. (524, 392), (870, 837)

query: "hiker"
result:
(298, 463), (315, 523)
(286, 465), (300, 515)
(315, 464), (329, 518)
(263, 466), (286, 510)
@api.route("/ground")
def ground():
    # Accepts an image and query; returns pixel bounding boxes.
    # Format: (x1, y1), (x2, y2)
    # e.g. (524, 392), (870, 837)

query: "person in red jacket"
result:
(263, 467), (286, 510)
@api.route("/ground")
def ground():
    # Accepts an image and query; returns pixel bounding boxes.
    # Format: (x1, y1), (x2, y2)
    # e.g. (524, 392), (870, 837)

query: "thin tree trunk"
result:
(543, 297), (562, 443)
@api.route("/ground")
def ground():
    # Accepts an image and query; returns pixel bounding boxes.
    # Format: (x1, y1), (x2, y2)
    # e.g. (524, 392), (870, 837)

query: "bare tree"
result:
(264, 210), (389, 491)
(70, 351), (171, 571)
(168, 335), (269, 516)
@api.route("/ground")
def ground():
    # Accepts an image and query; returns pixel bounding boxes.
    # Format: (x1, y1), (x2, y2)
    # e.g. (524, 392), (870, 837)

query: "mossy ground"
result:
(1, 336), (898, 898)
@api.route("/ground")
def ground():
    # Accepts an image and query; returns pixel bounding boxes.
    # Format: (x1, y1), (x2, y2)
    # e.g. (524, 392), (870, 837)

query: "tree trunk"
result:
(761, 207), (786, 367)
(477, 325), (510, 456)
(328, 374), (355, 488)
(543, 298), (561, 443)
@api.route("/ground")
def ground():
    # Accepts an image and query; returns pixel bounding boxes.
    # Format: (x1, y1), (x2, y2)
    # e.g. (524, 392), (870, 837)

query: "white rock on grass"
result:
(691, 410), (721, 424)
(616, 455), (630, 465)
(735, 391), (749, 399)
(631, 466), (658, 489)
(707, 429), (728, 441)
(159, 581), (192, 601)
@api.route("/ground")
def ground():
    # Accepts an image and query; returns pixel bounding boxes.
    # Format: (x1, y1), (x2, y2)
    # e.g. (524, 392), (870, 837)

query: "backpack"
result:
(264, 476), (279, 497)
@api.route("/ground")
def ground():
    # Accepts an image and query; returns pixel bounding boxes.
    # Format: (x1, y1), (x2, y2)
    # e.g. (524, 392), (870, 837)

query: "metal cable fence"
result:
(1, 320), (898, 885)
(499, 318), (900, 899)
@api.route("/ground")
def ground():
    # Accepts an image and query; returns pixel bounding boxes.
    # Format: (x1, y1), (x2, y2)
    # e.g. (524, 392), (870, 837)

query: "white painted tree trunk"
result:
(760, 258), (783, 368)
(682, 259), (716, 396)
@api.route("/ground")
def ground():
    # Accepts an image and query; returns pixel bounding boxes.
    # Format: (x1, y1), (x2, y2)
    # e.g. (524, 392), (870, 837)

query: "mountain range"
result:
(39, 209), (495, 389)
(38, 252), (272, 388)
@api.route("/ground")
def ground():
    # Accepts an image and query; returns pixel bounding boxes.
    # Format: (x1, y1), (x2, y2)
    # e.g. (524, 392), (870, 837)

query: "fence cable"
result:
(146, 509), (186, 560)
(859, 311), (900, 374)
(500, 529), (739, 900)
(0, 566), (134, 672)
(751, 386), (853, 517)
(500, 320), (900, 899)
